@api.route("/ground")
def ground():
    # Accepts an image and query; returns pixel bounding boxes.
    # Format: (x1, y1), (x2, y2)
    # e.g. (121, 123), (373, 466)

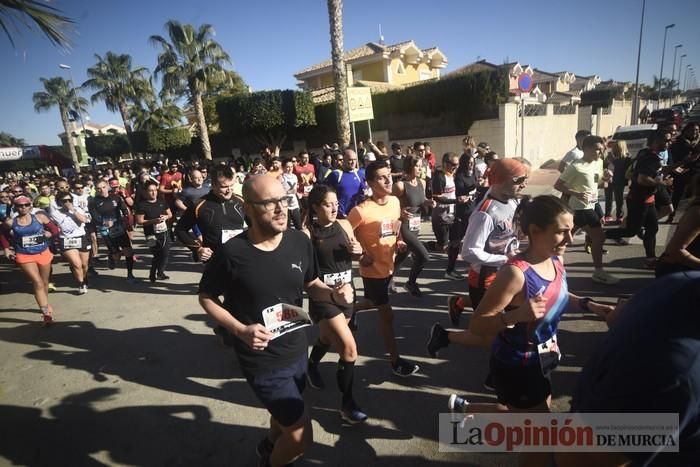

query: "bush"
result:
(86, 134), (131, 161)
(146, 128), (191, 153)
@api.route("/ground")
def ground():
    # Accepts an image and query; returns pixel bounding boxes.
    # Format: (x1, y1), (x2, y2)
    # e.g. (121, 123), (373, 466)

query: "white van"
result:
(609, 124), (657, 158)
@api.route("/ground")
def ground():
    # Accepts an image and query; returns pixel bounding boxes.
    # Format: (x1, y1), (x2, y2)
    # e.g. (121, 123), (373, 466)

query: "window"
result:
(419, 70), (432, 81)
(395, 62), (405, 75)
(352, 70), (363, 82)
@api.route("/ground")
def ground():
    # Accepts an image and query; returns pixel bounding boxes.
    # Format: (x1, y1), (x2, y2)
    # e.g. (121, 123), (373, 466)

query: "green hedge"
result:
(85, 128), (192, 160)
(146, 127), (191, 153)
(86, 134), (131, 160)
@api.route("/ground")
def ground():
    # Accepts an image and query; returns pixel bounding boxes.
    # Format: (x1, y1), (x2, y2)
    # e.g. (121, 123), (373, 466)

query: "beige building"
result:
(58, 122), (126, 159)
(295, 40), (447, 103)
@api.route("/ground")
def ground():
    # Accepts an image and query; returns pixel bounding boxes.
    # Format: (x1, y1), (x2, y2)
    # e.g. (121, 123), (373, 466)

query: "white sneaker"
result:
(78, 284), (88, 295)
(591, 270), (619, 285)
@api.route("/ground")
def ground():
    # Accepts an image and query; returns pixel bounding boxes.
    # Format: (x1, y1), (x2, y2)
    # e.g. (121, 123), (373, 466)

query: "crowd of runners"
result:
(2, 121), (700, 466)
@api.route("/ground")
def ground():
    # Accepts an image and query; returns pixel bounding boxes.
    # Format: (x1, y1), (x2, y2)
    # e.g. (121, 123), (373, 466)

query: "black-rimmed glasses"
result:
(248, 196), (291, 212)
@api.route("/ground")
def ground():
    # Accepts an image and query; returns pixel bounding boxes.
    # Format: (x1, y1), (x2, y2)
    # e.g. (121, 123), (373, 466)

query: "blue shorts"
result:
(243, 356), (306, 427)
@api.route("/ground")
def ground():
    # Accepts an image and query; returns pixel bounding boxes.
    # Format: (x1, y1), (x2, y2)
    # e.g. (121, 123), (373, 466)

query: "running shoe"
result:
(448, 394), (469, 413)
(391, 357), (420, 377)
(642, 258), (657, 269)
(156, 273), (170, 280)
(585, 244), (608, 255)
(47, 282), (56, 292)
(255, 437), (274, 459)
(427, 323), (449, 358)
(41, 306), (54, 327)
(403, 281), (422, 297)
(388, 279), (398, 294)
(126, 274), (138, 284)
(613, 238), (629, 246)
(306, 361), (325, 390)
(78, 284), (87, 295)
(341, 401), (368, 424)
(591, 270), (620, 285)
(88, 266), (99, 277)
(447, 295), (462, 327)
(108, 256), (115, 269)
(443, 271), (464, 280)
(603, 216), (613, 224)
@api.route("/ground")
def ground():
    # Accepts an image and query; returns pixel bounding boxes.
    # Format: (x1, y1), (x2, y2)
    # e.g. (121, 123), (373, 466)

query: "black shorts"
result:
(654, 185), (671, 208)
(103, 233), (132, 252)
(309, 300), (353, 323)
(490, 356), (552, 409)
(362, 276), (392, 306)
(60, 235), (91, 252)
(468, 284), (487, 309)
(84, 222), (96, 234)
(242, 356), (306, 427)
(573, 209), (602, 229)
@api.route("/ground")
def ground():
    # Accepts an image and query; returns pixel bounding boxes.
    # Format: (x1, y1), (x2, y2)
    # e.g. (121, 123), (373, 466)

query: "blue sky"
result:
(1, 0), (698, 145)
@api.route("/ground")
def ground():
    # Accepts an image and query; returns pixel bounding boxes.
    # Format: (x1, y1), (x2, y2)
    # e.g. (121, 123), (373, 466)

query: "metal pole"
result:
(367, 119), (372, 148)
(684, 65), (690, 91)
(632, 0), (645, 124)
(658, 24), (675, 104)
(678, 54), (686, 92)
(520, 98), (525, 158)
(351, 122), (357, 154)
(671, 45), (682, 102)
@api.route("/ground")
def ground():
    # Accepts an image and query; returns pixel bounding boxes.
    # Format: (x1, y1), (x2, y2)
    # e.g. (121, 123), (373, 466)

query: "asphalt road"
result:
(0, 173), (675, 466)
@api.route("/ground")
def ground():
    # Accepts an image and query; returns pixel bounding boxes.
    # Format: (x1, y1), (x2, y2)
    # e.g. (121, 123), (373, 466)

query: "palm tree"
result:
(82, 52), (150, 134)
(0, 0), (74, 48)
(149, 20), (232, 160)
(0, 131), (25, 147)
(327, 0), (350, 147)
(33, 76), (88, 172)
(130, 94), (184, 131)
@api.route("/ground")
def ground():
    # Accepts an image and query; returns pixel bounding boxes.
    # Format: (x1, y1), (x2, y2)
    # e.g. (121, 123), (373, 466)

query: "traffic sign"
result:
(347, 87), (374, 122)
(518, 73), (533, 93)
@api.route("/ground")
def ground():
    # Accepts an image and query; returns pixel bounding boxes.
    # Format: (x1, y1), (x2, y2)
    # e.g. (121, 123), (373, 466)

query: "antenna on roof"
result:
(379, 24), (385, 45)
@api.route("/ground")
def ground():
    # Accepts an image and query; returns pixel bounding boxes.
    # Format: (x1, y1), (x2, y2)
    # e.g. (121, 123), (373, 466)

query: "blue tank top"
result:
(327, 168), (366, 217)
(492, 256), (569, 367)
(12, 214), (48, 255)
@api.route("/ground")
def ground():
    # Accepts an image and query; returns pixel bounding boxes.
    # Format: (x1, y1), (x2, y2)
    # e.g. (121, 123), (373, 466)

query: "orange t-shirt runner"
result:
(347, 196), (401, 279)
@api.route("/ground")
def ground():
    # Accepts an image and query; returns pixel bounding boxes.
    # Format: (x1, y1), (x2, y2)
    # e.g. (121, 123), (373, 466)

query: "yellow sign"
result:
(347, 87), (374, 122)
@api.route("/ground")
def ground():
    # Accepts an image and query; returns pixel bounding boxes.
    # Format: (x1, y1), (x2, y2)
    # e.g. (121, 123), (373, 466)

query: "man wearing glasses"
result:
(198, 175), (352, 467)
(325, 148), (366, 218)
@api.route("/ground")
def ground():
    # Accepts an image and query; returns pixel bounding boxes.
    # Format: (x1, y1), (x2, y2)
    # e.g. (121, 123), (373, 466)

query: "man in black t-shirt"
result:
(135, 180), (172, 282)
(389, 142), (404, 183)
(198, 175), (353, 467)
(606, 130), (674, 267)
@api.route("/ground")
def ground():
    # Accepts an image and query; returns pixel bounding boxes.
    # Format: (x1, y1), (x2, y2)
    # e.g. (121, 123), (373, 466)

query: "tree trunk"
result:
(193, 89), (212, 160)
(60, 104), (81, 173)
(327, 0), (351, 148)
(118, 100), (133, 134)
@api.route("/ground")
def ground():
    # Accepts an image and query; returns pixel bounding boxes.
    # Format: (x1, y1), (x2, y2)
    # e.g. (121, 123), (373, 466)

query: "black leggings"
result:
(605, 198), (658, 258)
(288, 208), (302, 230)
(604, 185), (625, 218)
(394, 223), (430, 284)
(150, 234), (170, 275)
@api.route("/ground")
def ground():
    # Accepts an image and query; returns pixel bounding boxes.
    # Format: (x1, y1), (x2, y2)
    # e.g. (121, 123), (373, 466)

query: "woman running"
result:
(304, 184), (367, 424)
(3, 195), (58, 325)
(392, 155), (434, 297)
(51, 192), (91, 294)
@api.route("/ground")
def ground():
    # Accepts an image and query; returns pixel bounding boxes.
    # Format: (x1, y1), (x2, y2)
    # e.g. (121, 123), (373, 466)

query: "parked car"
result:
(608, 124), (657, 158)
(672, 104), (688, 118)
(649, 108), (682, 127)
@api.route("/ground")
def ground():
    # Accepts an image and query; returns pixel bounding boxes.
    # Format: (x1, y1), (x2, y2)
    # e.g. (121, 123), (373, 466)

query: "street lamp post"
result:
(631, 0), (646, 124)
(58, 63), (87, 162)
(657, 23), (675, 105)
(678, 54), (686, 92)
(670, 44), (683, 101)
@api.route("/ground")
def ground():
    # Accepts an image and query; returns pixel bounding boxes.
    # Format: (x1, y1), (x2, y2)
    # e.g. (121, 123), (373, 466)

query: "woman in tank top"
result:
(392, 155), (435, 297)
(2, 195), (58, 325)
(303, 184), (368, 424)
(51, 192), (91, 295)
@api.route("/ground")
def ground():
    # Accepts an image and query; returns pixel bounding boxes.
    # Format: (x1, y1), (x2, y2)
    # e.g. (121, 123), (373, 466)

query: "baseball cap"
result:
(109, 179), (120, 188)
(13, 195), (32, 205)
(391, 142), (401, 150)
(365, 152), (376, 162)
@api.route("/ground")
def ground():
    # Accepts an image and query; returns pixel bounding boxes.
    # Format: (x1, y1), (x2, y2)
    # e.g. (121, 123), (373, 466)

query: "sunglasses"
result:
(512, 176), (528, 185)
(73, 186), (84, 189)
(58, 198), (72, 203)
(15, 203), (31, 208)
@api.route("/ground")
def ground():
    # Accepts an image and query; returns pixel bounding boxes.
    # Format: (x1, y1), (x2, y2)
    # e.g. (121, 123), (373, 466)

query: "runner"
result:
(347, 160), (420, 376)
(445, 151), (478, 280)
(446, 197), (614, 454)
(2, 195), (58, 325)
(50, 192), (91, 294)
(89, 179), (136, 282)
(293, 150), (316, 215)
(198, 175), (353, 467)
(325, 148), (366, 218)
(431, 152), (458, 262)
(135, 180), (173, 283)
(278, 158), (302, 230)
(554, 135), (619, 284)
(392, 155), (434, 297)
(71, 180), (99, 277)
(303, 184), (367, 423)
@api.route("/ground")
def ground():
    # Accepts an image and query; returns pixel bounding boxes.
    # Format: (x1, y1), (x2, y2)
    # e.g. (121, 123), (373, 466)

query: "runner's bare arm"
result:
(305, 278), (353, 306)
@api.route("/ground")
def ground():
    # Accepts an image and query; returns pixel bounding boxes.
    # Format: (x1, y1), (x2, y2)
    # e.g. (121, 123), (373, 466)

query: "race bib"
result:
(408, 216), (421, 232)
(262, 303), (312, 340)
(221, 229), (243, 244)
(21, 235), (43, 248)
(108, 223), (125, 238)
(62, 236), (82, 249)
(154, 221), (168, 233)
(303, 184), (313, 194)
(323, 269), (352, 287)
(538, 334), (561, 377)
(380, 219), (395, 238)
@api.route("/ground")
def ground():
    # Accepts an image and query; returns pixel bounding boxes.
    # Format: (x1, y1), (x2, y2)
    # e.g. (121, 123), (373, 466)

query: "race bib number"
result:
(380, 219), (395, 238)
(408, 216), (421, 232)
(323, 269), (352, 287)
(303, 184), (313, 194)
(21, 235), (43, 248)
(108, 223), (125, 238)
(221, 229), (243, 244)
(262, 303), (312, 340)
(154, 221), (168, 233)
(62, 236), (82, 249)
(538, 334), (561, 377)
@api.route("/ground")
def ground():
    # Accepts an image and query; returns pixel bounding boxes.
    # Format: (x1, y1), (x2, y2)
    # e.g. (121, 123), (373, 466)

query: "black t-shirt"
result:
(389, 156), (404, 178)
(135, 200), (169, 236)
(629, 149), (661, 201)
(571, 272), (700, 466)
(179, 186), (209, 209)
(198, 229), (319, 374)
